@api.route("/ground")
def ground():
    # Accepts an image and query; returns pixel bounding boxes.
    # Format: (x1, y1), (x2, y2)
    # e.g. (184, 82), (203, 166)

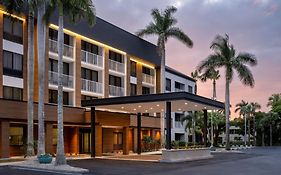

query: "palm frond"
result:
(233, 61), (255, 87)
(197, 54), (224, 72)
(136, 22), (158, 37)
(236, 52), (257, 66)
(166, 27), (193, 47)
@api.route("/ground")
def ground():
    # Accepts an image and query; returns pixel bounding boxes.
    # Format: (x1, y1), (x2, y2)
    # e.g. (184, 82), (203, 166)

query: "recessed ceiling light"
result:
(178, 108), (182, 111)
(156, 104), (160, 107)
(161, 109), (164, 111)
(204, 107), (207, 109)
(145, 110), (148, 112)
(121, 107), (124, 109)
(195, 105), (198, 107)
(185, 102), (188, 105)
(133, 108), (136, 111)
(138, 105), (142, 108)
(150, 107), (153, 110)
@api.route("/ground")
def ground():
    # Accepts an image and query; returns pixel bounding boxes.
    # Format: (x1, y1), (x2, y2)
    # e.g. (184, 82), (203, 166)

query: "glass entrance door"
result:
(79, 129), (91, 154)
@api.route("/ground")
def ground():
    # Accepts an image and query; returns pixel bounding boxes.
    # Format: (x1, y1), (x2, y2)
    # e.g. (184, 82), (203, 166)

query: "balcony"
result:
(49, 39), (74, 58)
(142, 73), (154, 85)
(81, 50), (103, 68)
(109, 59), (125, 74)
(48, 71), (73, 88)
(109, 85), (124, 97)
(175, 121), (183, 128)
(81, 79), (103, 94)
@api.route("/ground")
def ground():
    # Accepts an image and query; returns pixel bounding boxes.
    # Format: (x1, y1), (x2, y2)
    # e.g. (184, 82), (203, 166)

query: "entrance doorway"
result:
(79, 128), (91, 154)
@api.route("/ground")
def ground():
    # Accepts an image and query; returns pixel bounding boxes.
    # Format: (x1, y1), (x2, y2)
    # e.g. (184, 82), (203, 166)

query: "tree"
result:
(264, 112), (279, 146)
(181, 112), (195, 145)
(267, 94), (281, 109)
(249, 102), (261, 146)
(197, 34), (257, 150)
(136, 6), (193, 146)
(235, 100), (250, 145)
(1, 0), (36, 156)
(46, 0), (95, 165)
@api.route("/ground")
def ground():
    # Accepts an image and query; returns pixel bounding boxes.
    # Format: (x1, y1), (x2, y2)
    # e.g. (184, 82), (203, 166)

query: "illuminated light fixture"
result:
(156, 104), (160, 107)
(121, 107), (124, 109)
(195, 105), (198, 107)
(178, 108), (182, 111)
(133, 108), (136, 111)
(204, 107), (207, 109)
(150, 107), (153, 110)
(145, 110), (148, 112)
(0, 9), (25, 21)
(138, 105), (142, 108)
(161, 109), (164, 111)
(185, 102), (188, 105)
(49, 24), (126, 55)
(130, 58), (155, 69)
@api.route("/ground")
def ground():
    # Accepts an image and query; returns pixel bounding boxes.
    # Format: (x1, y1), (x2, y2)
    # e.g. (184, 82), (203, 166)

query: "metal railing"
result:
(81, 50), (103, 67)
(109, 85), (124, 97)
(81, 79), (103, 94)
(109, 59), (125, 73)
(175, 88), (185, 92)
(142, 73), (154, 85)
(49, 39), (74, 58)
(48, 71), (73, 88)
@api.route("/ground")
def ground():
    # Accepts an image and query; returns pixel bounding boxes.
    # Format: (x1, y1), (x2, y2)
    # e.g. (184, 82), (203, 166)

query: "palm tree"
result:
(235, 100), (249, 146)
(46, 0), (95, 165)
(136, 6), (193, 147)
(198, 34), (257, 150)
(181, 112), (194, 145)
(267, 94), (281, 109)
(191, 71), (199, 94)
(1, 0), (36, 156)
(249, 102), (261, 146)
(265, 112), (279, 146)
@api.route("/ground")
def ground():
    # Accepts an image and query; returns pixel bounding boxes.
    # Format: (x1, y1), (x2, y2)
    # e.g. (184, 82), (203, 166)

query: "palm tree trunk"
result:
(192, 112), (196, 145)
(262, 127), (265, 147)
(225, 79), (230, 150)
(244, 115), (247, 146)
(55, 2), (66, 165)
(213, 79), (216, 100)
(159, 38), (165, 147)
(269, 124), (272, 146)
(37, 2), (46, 156)
(26, 10), (35, 157)
(248, 117), (251, 145)
(253, 115), (256, 146)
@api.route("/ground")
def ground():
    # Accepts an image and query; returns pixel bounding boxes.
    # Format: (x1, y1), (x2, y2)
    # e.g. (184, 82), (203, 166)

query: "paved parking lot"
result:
(1, 148), (281, 175)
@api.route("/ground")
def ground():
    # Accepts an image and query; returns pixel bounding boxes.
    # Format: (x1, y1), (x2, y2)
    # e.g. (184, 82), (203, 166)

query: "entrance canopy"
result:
(81, 92), (224, 113)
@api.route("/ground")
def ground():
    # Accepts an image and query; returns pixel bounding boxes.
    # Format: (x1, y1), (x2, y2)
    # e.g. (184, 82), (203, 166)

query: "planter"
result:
(161, 148), (213, 163)
(38, 154), (53, 164)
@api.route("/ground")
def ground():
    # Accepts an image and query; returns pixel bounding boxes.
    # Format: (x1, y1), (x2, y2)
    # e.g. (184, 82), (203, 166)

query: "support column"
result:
(69, 127), (79, 155)
(45, 123), (53, 154)
(75, 36), (82, 106)
(104, 48), (109, 98)
(203, 109), (208, 147)
(123, 127), (129, 155)
(133, 128), (138, 152)
(0, 13), (3, 98)
(137, 113), (141, 155)
(91, 107), (96, 157)
(95, 125), (102, 156)
(0, 121), (10, 158)
(166, 101), (172, 150)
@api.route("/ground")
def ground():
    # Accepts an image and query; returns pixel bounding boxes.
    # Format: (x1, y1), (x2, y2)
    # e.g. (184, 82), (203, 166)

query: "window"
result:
(48, 59), (69, 75)
(188, 85), (193, 93)
(109, 50), (123, 63)
(113, 132), (123, 145)
(48, 90), (69, 105)
(81, 95), (97, 101)
(166, 78), (171, 91)
(81, 68), (98, 82)
(130, 84), (137, 96)
(3, 15), (23, 43)
(175, 81), (185, 91)
(109, 75), (122, 87)
(52, 128), (57, 145)
(3, 51), (23, 78)
(142, 86), (150, 95)
(130, 61), (137, 77)
(49, 28), (73, 46)
(81, 40), (99, 55)
(142, 66), (153, 75)
(9, 127), (24, 146)
(3, 86), (23, 100)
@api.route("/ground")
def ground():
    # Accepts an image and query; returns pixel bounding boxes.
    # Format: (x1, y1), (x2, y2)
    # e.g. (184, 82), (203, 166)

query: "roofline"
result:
(81, 92), (224, 109)
(165, 66), (196, 82)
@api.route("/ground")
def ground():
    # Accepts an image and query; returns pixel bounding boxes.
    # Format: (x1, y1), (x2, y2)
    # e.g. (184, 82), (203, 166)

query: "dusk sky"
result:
(94, 0), (281, 118)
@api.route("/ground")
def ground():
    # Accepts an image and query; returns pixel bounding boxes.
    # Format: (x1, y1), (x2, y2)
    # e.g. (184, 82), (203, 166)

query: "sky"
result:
(93, 0), (281, 118)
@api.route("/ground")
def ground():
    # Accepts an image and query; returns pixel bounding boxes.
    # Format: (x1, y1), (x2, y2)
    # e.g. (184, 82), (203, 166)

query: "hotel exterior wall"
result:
(130, 115), (160, 129)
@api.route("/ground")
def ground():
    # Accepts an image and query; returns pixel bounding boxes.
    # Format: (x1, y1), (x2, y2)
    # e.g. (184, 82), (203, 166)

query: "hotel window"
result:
(142, 66), (153, 76)
(48, 89), (69, 105)
(113, 132), (123, 145)
(9, 127), (24, 146)
(188, 85), (193, 93)
(52, 128), (57, 145)
(81, 40), (100, 55)
(175, 81), (185, 91)
(109, 75), (122, 87)
(130, 83), (137, 96)
(48, 59), (69, 75)
(3, 15), (23, 44)
(49, 28), (73, 46)
(109, 50), (123, 63)
(130, 61), (137, 77)
(81, 68), (98, 82)
(3, 50), (23, 78)
(142, 86), (150, 95)
(3, 86), (23, 100)
(166, 78), (171, 91)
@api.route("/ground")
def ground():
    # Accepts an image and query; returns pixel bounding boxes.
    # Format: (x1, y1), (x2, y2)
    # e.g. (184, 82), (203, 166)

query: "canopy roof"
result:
(82, 92), (224, 113)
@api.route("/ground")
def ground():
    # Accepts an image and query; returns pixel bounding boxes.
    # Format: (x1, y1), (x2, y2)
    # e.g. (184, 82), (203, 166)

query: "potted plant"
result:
(37, 153), (52, 164)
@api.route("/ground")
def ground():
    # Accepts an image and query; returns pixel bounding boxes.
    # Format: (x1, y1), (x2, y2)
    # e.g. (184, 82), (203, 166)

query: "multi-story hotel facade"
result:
(0, 9), (163, 158)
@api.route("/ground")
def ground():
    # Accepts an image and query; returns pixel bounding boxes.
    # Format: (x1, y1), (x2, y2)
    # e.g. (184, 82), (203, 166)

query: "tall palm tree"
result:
(198, 34), (257, 150)
(267, 94), (281, 109)
(136, 6), (193, 146)
(1, 0), (36, 156)
(181, 112), (194, 145)
(47, 0), (95, 165)
(249, 102), (261, 146)
(191, 71), (199, 94)
(235, 100), (249, 146)
(265, 112), (279, 146)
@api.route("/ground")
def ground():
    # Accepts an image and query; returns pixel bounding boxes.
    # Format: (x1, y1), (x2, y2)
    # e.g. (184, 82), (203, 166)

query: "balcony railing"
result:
(142, 73), (154, 85)
(81, 79), (103, 94)
(48, 71), (73, 88)
(175, 88), (185, 92)
(175, 121), (183, 128)
(81, 50), (103, 67)
(109, 59), (125, 73)
(49, 39), (74, 58)
(109, 85), (124, 97)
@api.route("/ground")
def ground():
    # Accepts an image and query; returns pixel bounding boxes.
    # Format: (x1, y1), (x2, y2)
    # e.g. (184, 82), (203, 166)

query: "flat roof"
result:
(166, 66), (196, 82)
(82, 92), (224, 113)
